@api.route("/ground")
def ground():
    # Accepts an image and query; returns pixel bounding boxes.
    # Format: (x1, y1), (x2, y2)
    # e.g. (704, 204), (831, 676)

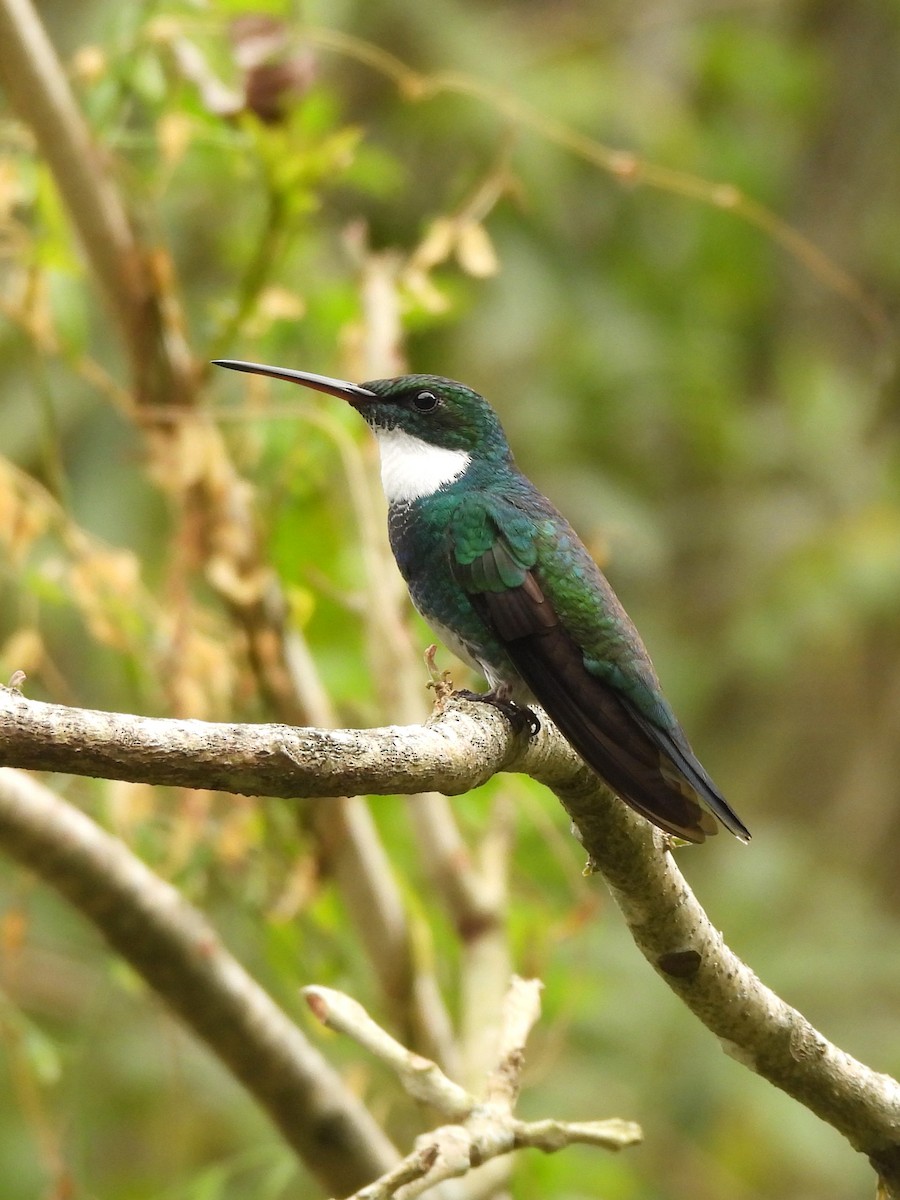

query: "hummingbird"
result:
(213, 359), (750, 845)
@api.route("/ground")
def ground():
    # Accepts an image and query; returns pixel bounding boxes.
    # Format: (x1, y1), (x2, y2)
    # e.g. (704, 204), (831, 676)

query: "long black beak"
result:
(212, 359), (376, 403)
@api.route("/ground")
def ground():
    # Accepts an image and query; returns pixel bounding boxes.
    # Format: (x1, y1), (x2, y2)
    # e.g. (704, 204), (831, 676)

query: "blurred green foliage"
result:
(1, 1), (900, 1198)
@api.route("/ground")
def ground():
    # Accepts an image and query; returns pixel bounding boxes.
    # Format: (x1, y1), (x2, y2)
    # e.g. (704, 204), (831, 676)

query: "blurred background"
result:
(1, 0), (899, 1197)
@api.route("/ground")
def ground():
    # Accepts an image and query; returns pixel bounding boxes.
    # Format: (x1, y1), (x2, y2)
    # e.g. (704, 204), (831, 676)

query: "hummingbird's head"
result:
(357, 374), (511, 459)
(212, 361), (512, 461)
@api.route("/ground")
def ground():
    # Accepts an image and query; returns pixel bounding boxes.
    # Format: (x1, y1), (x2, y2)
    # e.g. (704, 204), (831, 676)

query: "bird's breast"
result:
(386, 498), (523, 692)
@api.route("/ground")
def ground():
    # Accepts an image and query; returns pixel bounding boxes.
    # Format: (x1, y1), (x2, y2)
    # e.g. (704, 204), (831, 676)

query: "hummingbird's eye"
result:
(413, 390), (440, 412)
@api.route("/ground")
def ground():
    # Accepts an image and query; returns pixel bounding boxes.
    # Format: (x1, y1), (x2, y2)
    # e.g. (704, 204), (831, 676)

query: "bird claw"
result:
(424, 645), (456, 711)
(454, 689), (541, 738)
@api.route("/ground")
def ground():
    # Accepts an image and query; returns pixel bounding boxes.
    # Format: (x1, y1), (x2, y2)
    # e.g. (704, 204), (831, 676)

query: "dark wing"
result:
(451, 526), (749, 845)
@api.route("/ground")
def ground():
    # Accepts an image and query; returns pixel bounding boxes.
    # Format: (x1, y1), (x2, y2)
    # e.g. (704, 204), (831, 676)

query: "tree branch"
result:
(3, 683), (900, 1193)
(554, 773), (900, 1195)
(0, 767), (398, 1198)
(0, 686), (538, 797)
(303, 978), (641, 1199)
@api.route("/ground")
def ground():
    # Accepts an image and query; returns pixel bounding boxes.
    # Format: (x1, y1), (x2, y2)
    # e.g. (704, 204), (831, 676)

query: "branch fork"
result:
(303, 976), (642, 1200)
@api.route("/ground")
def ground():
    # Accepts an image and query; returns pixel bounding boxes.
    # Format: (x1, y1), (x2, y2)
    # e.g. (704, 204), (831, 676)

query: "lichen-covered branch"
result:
(0, 686), (537, 797)
(2, 684), (900, 1195)
(553, 771), (900, 1195)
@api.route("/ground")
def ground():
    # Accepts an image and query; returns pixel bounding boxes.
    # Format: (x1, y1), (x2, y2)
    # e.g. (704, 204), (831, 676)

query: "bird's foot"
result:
(454, 688), (541, 738)
(424, 645), (455, 712)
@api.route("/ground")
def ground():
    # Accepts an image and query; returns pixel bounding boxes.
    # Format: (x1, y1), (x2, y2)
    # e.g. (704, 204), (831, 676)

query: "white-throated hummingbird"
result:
(214, 359), (750, 845)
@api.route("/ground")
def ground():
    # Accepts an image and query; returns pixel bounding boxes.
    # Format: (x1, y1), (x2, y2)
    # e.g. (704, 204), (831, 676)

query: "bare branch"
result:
(0, 768), (398, 1196)
(0, 680), (505, 1064)
(0, 686), (535, 797)
(2, 683), (900, 1191)
(304, 987), (473, 1120)
(547, 781), (900, 1196)
(304, 977), (641, 1200)
(482, 976), (543, 1110)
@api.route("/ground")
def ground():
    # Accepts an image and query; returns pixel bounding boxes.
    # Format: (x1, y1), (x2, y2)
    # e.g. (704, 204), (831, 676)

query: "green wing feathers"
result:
(448, 495), (750, 844)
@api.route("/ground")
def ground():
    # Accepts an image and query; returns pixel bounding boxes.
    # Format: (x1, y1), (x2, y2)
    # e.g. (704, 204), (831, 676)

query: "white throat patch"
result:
(374, 426), (471, 504)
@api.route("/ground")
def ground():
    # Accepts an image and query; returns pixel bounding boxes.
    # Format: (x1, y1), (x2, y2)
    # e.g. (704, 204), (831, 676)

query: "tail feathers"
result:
(621, 698), (751, 844)
(464, 572), (751, 844)
(505, 624), (749, 844)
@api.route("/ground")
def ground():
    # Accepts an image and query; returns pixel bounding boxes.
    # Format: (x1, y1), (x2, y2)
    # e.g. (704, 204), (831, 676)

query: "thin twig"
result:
(304, 987), (473, 1119)
(304, 977), (640, 1200)
(305, 25), (891, 342)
